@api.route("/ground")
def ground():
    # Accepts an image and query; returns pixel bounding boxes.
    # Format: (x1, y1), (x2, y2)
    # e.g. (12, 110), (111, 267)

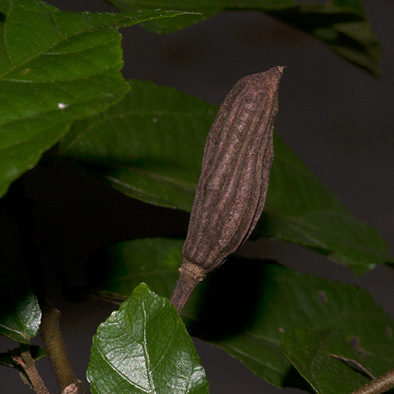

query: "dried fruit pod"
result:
(171, 66), (284, 313)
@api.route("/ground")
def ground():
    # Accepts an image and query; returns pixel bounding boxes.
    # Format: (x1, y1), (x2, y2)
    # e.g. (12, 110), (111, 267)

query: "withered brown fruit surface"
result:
(171, 66), (285, 313)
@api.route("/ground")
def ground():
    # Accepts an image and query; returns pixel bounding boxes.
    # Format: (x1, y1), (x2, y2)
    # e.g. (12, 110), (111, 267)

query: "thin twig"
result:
(351, 368), (394, 394)
(10, 345), (50, 394)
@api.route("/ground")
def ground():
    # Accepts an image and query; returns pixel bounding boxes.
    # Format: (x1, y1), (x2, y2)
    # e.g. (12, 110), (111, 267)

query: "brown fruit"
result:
(171, 66), (285, 313)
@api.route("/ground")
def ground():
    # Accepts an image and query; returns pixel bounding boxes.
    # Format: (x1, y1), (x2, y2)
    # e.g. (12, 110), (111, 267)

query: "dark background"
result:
(1, 0), (394, 393)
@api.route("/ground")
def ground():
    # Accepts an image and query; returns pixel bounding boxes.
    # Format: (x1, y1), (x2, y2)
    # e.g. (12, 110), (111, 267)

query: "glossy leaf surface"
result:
(0, 276), (41, 344)
(90, 237), (394, 391)
(0, 0), (188, 196)
(87, 283), (209, 394)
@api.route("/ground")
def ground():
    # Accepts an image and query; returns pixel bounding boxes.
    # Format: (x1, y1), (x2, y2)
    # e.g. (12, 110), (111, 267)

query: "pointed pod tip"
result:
(236, 66), (285, 102)
(241, 66), (286, 92)
(266, 65), (286, 80)
(276, 65), (286, 75)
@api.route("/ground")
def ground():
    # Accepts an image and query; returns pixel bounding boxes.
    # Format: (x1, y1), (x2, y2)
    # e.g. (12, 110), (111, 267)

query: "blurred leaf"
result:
(0, 353), (16, 368)
(61, 80), (392, 273)
(266, 3), (380, 75)
(257, 134), (392, 274)
(90, 237), (394, 390)
(281, 328), (377, 394)
(105, 0), (380, 74)
(91, 238), (184, 302)
(60, 80), (214, 211)
(0, 0), (190, 196)
(0, 275), (41, 344)
(87, 283), (209, 394)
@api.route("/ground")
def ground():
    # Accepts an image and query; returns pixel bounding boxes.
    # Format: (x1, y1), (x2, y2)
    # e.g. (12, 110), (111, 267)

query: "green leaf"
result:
(91, 238), (184, 303)
(105, 0), (380, 74)
(90, 238), (394, 391)
(87, 283), (209, 394)
(0, 0), (190, 197)
(281, 328), (377, 394)
(201, 262), (394, 390)
(257, 134), (392, 274)
(266, 3), (380, 75)
(60, 80), (214, 211)
(0, 275), (41, 344)
(60, 80), (392, 273)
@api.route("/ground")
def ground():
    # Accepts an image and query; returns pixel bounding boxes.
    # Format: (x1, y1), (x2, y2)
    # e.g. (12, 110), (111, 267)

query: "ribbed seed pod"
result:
(170, 66), (284, 313)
